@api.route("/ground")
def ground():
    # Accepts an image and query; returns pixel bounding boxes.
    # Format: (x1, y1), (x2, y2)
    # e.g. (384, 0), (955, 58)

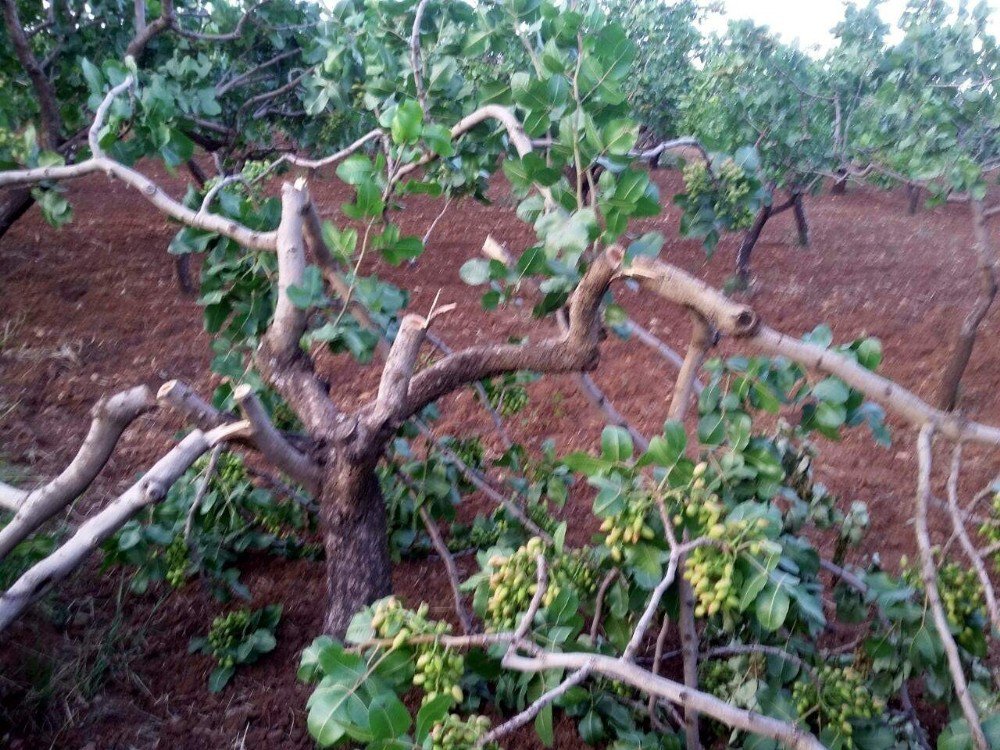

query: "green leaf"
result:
(814, 401), (846, 429)
(812, 377), (850, 404)
(415, 695), (452, 742)
(755, 583), (791, 631)
(336, 155), (374, 185)
(390, 100), (423, 145)
(459, 258), (491, 285)
(208, 665), (235, 693)
(856, 338), (883, 370)
(535, 702), (554, 746)
(368, 693), (411, 740)
(601, 425), (633, 462)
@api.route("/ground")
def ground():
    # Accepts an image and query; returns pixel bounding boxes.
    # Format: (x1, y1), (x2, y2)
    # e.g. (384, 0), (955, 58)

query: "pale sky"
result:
(703, 0), (1000, 53)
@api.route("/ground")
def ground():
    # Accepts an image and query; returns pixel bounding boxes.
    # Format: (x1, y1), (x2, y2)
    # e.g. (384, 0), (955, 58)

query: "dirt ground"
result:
(0, 164), (997, 748)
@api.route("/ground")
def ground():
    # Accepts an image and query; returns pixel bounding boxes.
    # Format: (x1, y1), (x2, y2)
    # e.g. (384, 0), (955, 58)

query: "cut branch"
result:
(0, 386), (156, 561)
(914, 426), (987, 750)
(0, 421), (250, 632)
(625, 258), (1000, 446)
(233, 384), (322, 494)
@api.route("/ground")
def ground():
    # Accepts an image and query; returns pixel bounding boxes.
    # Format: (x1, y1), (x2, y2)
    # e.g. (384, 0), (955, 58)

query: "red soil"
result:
(0, 165), (997, 747)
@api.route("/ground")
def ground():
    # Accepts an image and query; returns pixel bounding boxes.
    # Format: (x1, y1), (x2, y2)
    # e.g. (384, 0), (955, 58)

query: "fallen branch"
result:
(0, 385), (156, 560)
(0, 420), (250, 631)
(914, 426), (987, 750)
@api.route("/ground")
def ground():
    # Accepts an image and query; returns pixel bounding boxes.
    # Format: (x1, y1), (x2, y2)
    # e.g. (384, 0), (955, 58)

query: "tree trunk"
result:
(320, 458), (393, 636)
(792, 193), (809, 247)
(907, 184), (921, 215)
(0, 188), (34, 239)
(735, 205), (771, 289)
(937, 200), (997, 411)
(830, 169), (847, 195)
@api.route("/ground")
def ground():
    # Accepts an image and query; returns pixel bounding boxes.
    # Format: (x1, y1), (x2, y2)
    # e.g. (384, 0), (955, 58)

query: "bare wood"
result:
(678, 541), (701, 749)
(478, 667), (591, 747)
(914, 426), (988, 750)
(233, 384), (322, 494)
(625, 258), (1000, 445)
(667, 312), (712, 421)
(503, 650), (825, 750)
(284, 129), (384, 171)
(0, 156), (277, 251)
(386, 248), (621, 422)
(944, 443), (1000, 632)
(627, 258), (759, 336)
(268, 181), (309, 356)
(126, 0), (174, 57)
(157, 379), (230, 430)
(373, 314), (430, 427)
(0, 421), (249, 632)
(623, 318), (692, 378)
(0, 386), (156, 560)
(576, 373), (649, 450)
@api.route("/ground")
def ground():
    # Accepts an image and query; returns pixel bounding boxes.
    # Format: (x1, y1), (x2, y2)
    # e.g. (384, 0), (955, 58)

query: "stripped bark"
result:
(0, 386), (156, 560)
(0, 421), (249, 630)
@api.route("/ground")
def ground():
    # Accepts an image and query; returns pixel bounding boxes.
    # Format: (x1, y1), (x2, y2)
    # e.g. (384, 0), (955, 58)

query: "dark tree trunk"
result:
(937, 201), (997, 411)
(0, 188), (35, 239)
(907, 184), (921, 215)
(320, 458), (393, 636)
(830, 169), (847, 195)
(735, 205), (771, 289)
(792, 193), (810, 247)
(173, 160), (208, 296)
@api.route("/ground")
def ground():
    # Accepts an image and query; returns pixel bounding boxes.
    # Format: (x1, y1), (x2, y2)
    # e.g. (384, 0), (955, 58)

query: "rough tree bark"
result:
(830, 168), (848, 195)
(735, 205), (772, 289)
(792, 192), (809, 247)
(320, 456), (393, 635)
(937, 200), (997, 411)
(907, 183), (922, 215)
(0, 188), (35, 240)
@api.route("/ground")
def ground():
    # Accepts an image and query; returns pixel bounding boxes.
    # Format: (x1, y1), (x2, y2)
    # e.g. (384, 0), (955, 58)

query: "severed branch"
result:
(667, 312), (713, 422)
(417, 505), (473, 635)
(0, 385), (156, 560)
(914, 426), (988, 750)
(233, 384), (322, 494)
(625, 258), (1000, 445)
(0, 420), (251, 632)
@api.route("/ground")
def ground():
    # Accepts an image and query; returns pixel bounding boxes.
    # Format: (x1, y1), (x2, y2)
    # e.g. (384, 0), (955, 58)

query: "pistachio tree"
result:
(837, 0), (1000, 412)
(0, 1), (998, 749)
(680, 20), (833, 287)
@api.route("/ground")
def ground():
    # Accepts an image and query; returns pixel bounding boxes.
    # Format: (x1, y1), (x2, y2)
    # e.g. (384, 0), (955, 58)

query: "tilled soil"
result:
(0, 165), (997, 748)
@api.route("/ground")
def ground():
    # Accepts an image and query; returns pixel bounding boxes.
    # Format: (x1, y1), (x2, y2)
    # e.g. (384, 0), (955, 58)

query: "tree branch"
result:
(1, 0), (63, 148)
(944, 442), (999, 632)
(233, 384), (322, 494)
(0, 385), (156, 561)
(624, 258), (1000, 445)
(914, 426), (987, 750)
(0, 420), (250, 632)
